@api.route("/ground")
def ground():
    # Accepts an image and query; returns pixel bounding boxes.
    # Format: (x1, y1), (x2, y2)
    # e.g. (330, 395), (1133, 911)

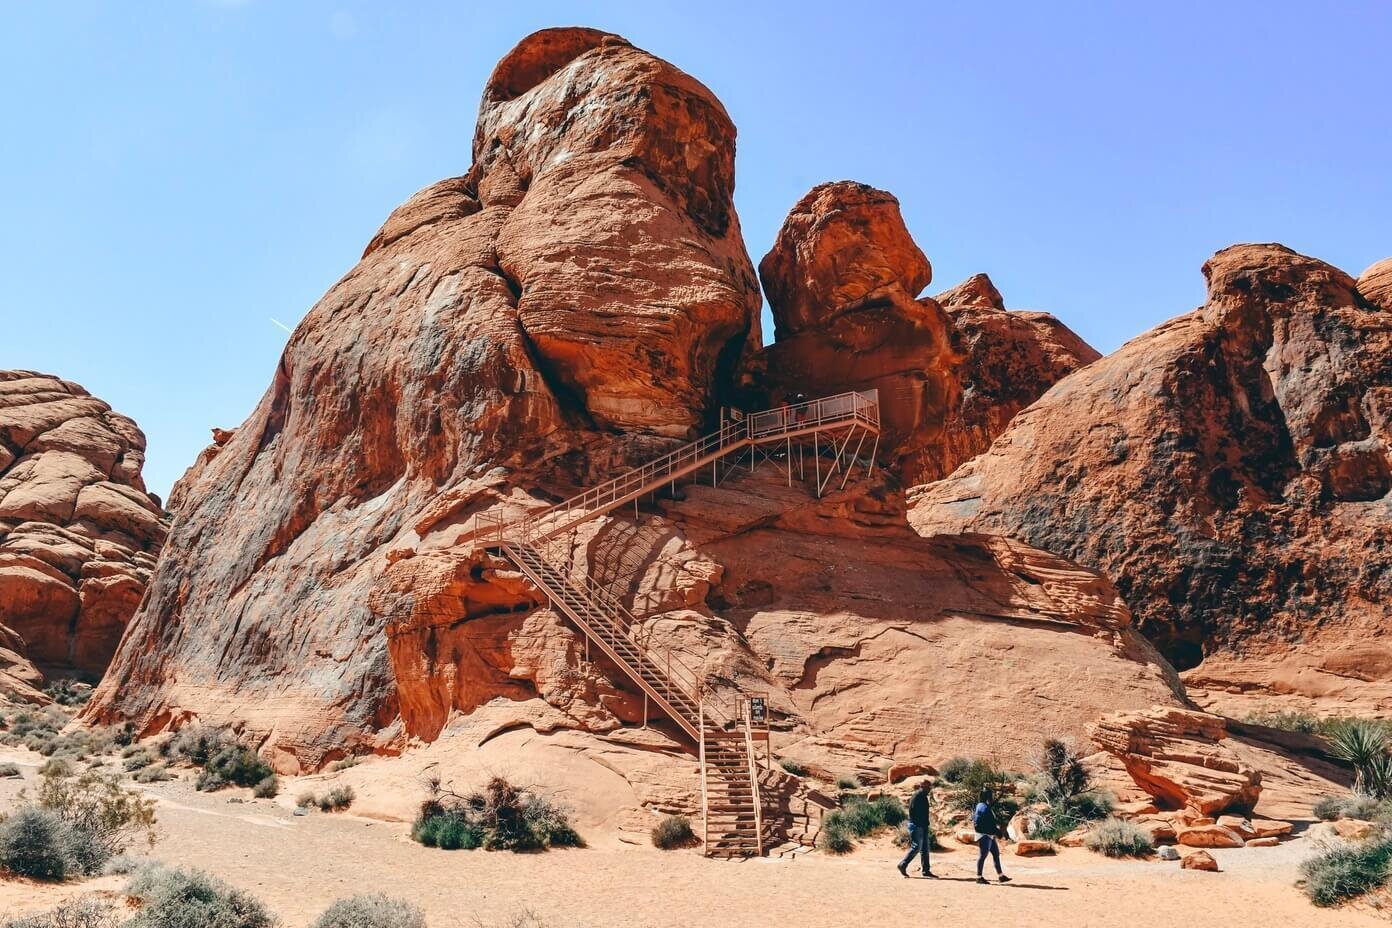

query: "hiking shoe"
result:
(976, 877), (989, 885)
(923, 870), (938, 879)
(998, 874), (1012, 884)
(897, 863), (908, 878)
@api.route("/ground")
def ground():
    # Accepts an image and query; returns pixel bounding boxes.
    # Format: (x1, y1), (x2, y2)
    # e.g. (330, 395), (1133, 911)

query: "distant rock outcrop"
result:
(0, 372), (166, 680)
(747, 181), (1097, 485)
(910, 245), (1392, 690)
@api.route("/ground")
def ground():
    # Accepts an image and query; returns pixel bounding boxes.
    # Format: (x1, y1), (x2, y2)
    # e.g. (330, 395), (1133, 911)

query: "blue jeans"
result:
(977, 835), (1002, 876)
(899, 822), (931, 873)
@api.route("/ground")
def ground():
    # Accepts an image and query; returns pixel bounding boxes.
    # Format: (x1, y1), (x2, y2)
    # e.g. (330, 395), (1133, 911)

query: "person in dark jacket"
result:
(973, 787), (1011, 884)
(897, 780), (936, 878)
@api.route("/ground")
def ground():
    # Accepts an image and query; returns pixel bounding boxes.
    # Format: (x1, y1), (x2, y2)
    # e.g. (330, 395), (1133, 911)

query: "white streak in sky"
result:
(270, 318), (293, 334)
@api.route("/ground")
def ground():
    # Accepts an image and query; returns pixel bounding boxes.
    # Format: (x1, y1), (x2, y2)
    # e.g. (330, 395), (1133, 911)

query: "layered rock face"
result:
(749, 182), (1097, 485)
(374, 466), (1184, 777)
(86, 28), (760, 764)
(911, 246), (1392, 689)
(0, 372), (166, 679)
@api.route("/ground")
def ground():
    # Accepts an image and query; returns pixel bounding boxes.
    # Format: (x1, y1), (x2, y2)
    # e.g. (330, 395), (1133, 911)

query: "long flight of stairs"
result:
(476, 391), (879, 857)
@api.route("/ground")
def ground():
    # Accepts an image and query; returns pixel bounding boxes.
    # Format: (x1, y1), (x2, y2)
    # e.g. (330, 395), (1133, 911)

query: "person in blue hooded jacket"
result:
(973, 787), (1012, 884)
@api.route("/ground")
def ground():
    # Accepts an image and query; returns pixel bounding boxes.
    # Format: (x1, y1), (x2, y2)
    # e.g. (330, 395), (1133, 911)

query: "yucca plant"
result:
(1330, 722), (1392, 798)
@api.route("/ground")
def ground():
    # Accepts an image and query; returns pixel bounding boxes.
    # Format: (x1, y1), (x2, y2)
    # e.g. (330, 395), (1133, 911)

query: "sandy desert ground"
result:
(0, 743), (1381, 928)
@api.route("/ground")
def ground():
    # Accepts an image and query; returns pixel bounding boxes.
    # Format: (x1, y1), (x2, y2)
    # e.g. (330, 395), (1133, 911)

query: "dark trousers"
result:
(899, 822), (931, 873)
(977, 835), (1002, 876)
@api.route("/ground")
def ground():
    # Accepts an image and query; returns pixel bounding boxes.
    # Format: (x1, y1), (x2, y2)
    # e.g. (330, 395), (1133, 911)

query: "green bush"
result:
(197, 745), (273, 792)
(297, 792), (318, 809)
(251, 775), (279, 799)
(411, 777), (581, 853)
(1085, 817), (1153, 858)
(2, 894), (119, 928)
(0, 762), (21, 778)
(38, 758), (74, 778)
(327, 757), (359, 773)
(43, 679), (93, 708)
(946, 759), (1018, 819)
(651, 814), (697, 849)
(134, 763), (174, 784)
(318, 786), (355, 812)
(125, 864), (277, 928)
(1302, 835), (1392, 906)
(818, 813), (854, 854)
(778, 758), (808, 777)
(310, 893), (425, 928)
(164, 725), (234, 766)
(0, 806), (77, 880)
(123, 748), (155, 772)
(939, 756), (971, 783)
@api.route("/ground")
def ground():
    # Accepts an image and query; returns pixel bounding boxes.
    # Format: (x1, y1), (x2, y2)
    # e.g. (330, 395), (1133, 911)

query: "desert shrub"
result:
(1085, 817), (1153, 858)
(164, 725), (234, 766)
(838, 794), (905, 838)
(39, 758), (75, 778)
(834, 774), (858, 791)
(310, 893), (424, 928)
(32, 767), (158, 873)
(123, 748), (155, 772)
(817, 812), (854, 854)
(411, 776), (581, 852)
(197, 745), (273, 792)
(892, 821), (943, 851)
(134, 763), (173, 784)
(0, 762), (23, 778)
(651, 814), (696, 849)
(1037, 739), (1089, 801)
(43, 679), (93, 709)
(296, 791), (318, 809)
(778, 758), (808, 777)
(1301, 835), (1392, 906)
(251, 775), (279, 799)
(946, 759), (1018, 819)
(939, 756), (971, 783)
(0, 806), (76, 880)
(100, 852), (151, 876)
(318, 786), (355, 812)
(2, 894), (120, 928)
(125, 864), (276, 928)
(1330, 723), (1392, 799)
(327, 757), (359, 773)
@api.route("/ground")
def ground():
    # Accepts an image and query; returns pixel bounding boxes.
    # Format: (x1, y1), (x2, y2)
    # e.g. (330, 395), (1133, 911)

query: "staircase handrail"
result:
(472, 389), (879, 551)
(501, 538), (739, 728)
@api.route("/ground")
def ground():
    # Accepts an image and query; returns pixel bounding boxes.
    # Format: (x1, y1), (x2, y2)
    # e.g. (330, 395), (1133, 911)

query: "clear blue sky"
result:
(4, 2), (1389, 500)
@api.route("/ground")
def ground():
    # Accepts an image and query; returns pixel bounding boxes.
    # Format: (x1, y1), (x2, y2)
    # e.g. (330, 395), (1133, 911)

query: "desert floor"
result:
(1, 745), (1381, 928)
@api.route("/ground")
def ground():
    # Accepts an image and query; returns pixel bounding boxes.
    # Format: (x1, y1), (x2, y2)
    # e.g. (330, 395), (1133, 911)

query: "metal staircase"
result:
(473, 390), (878, 856)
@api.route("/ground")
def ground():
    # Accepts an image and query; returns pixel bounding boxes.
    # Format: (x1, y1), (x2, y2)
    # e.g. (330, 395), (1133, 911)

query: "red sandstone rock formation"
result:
(1089, 707), (1261, 815)
(86, 28), (760, 764)
(0, 623), (46, 704)
(0, 372), (166, 680)
(911, 245), (1392, 695)
(748, 182), (1097, 485)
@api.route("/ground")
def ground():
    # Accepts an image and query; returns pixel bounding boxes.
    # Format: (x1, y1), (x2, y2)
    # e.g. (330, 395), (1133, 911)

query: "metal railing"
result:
(472, 390), (879, 551)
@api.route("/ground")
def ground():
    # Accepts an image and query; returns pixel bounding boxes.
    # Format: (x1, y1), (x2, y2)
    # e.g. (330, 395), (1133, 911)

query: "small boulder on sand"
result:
(1157, 845), (1180, 861)
(1333, 819), (1376, 840)
(1181, 850), (1219, 871)
(1176, 824), (1245, 848)
(1013, 840), (1055, 856)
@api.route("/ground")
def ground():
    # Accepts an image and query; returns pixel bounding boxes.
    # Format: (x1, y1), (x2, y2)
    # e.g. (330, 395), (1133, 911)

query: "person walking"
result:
(973, 787), (1011, 884)
(897, 780), (936, 878)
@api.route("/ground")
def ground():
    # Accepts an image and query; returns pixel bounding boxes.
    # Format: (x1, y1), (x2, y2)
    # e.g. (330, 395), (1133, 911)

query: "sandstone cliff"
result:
(0, 371), (166, 680)
(86, 28), (761, 763)
(85, 30), (1176, 782)
(747, 181), (1098, 484)
(910, 246), (1392, 702)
